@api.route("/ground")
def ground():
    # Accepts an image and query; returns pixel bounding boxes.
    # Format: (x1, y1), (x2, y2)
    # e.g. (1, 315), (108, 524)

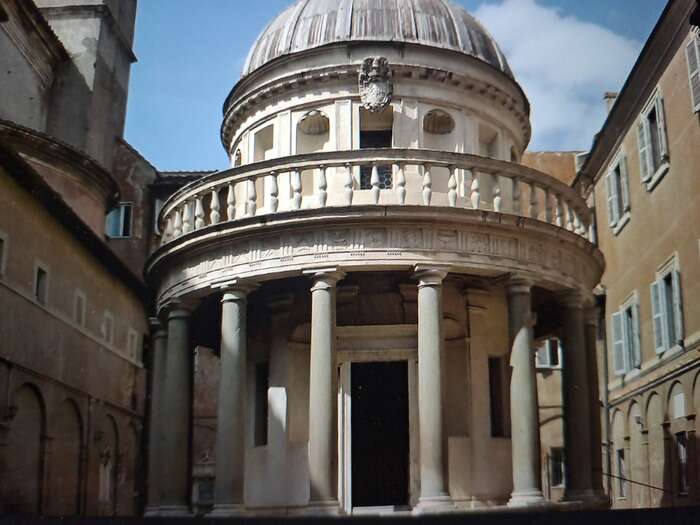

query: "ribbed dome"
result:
(242, 0), (513, 78)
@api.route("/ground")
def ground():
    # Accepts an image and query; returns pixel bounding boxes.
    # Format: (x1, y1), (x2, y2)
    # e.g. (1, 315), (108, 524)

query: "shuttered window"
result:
(606, 154), (630, 230)
(686, 36), (700, 113)
(638, 93), (670, 189)
(612, 297), (642, 377)
(650, 265), (684, 354)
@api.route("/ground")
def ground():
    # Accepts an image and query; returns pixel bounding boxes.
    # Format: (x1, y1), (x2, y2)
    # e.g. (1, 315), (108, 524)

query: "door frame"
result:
(335, 325), (418, 514)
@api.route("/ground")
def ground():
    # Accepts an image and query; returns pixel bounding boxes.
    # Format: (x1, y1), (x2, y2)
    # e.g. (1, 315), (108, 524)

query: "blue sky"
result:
(124, 0), (667, 171)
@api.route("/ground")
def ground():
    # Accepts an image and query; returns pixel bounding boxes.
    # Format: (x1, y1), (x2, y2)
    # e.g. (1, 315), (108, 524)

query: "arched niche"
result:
(423, 109), (455, 136)
(49, 399), (83, 516)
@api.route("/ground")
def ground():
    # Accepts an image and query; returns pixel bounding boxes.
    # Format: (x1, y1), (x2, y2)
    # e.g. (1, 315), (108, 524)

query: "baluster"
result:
(182, 202), (193, 234)
(173, 210), (182, 238)
(544, 190), (553, 223)
(396, 163), (406, 205)
(317, 165), (328, 207)
(227, 184), (236, 221)
(422, 164), (432, 206)
(574, 211), (584, 235)
(492, 173), (502, 212)
(555, 194), (564, 227)
(344, 163), (354, 206)
(246, 179), (257, 217)
(269, 171), (279, 213)
(210, 189), (221, 225)
(292, 170), (302, 210)
(448, 166), (458, 207)
(512, 177), (521, 215)
(371, 164), (381, 205)
(194, 196), (205, 229)
(529, 183), (539, 219)
(161, 217), (173, 246)
(470, 172), (480, 210)
(566, 204), (575, 231)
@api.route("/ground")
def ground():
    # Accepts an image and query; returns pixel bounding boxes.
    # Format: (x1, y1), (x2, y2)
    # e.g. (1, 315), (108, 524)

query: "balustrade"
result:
(158, 149), (591, 246)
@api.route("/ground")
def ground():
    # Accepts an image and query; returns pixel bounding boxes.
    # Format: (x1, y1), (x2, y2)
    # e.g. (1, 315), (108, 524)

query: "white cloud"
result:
(474, 0), (642, 151)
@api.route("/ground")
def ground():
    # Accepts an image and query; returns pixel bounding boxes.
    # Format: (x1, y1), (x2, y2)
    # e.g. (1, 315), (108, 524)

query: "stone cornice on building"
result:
(1, 0), (69, 87)
(0, 139), (148, 299)
(221, 46), (531, 152)
(576, 0), (696, 191)
(39, 4), (138, 63)
(0, 119), (120, 209)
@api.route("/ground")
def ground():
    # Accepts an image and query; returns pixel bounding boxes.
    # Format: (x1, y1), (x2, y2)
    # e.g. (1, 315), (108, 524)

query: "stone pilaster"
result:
(145, 318), (168, 517)
(414, 265), (451, 509)
(304, 268), (345, 509)
(210, 280), (258, 517)
(506, 276), (546, 507)
(160, 304), (193, 517)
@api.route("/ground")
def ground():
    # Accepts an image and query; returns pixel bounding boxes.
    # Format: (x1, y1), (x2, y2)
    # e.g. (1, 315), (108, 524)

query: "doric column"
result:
(145, 318), (167, 516)
(304, 268), (345, 507)
(560, 291), (596, 503)
(415, 265), (451, 508)
(160, 304), (193, 516)
(584, 306), (605, 497)
(506, 276), (546, 507)
(210, 280), (258, 517)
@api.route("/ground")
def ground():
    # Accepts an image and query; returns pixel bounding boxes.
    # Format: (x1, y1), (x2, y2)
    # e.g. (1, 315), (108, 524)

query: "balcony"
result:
(149, 149), (601, 308)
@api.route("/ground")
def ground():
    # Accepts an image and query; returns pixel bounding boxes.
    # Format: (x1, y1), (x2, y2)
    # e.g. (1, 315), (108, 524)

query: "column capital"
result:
(149, 317), (167, 338)
(163, 300), (195, 320)
(304, 267), (346, 291)
(414, 264), (450, 288)
(212, 278), (259, 301)
(506, 274), (534, 295)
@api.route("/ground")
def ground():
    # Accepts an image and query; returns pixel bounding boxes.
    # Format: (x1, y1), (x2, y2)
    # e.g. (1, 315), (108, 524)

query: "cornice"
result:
(221, 47), (531, 152)
(0, 119), (120, 207)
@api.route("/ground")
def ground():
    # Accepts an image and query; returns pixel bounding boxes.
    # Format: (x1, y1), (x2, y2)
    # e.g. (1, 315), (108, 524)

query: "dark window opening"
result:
(254, 362), (269, 447)
(35, 267), (47, 304)
(647, 107), (661, 171)
(488, 357), (508, 437)
(550, 447), (565, 487)
(617, 448), (627, 498)
(677, 432), (689, 494)
(360, 108), (393, 190)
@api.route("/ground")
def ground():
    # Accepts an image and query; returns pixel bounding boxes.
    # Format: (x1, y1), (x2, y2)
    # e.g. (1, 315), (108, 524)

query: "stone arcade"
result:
(144, 0), (606, 516)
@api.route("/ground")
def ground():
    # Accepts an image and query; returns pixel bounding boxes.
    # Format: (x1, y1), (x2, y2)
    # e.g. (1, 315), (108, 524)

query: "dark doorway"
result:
(351, 361), (409, 508)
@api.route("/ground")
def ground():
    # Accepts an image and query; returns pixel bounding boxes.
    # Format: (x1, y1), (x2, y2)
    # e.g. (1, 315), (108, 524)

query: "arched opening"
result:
(233, 149), (242, 167)
(423, 109), (456, 192)
(5, 384), (45, 514)
(49, 399), (83, 516)
(360, 107), (394, 190)
(611, 410), (628, 502)
(97, 415), (119, 516)
(645, 393), (666, 506)
(628, 403), (646, 507)
(117, 424), (138, 515)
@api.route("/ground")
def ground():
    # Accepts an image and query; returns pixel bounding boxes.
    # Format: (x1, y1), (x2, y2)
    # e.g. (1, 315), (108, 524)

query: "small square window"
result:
(106, 203), (133, 238)
(0, 234), (7, 277)
(102, 312), (114, 344)
(637, 92), (669, 190)
(549, 447), (565, 488)
(127, 329), (140, 360)
(74, 291), (86, 327)
(536, 338), (561, 369)
(35, 265), (48, 305)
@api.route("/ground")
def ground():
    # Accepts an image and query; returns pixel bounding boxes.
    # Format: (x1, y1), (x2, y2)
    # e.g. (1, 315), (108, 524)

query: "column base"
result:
(305, 500), (341, 516)
(563, 489), (610, 508)
(507, 490), (549, 508)
(415, 494), (454, 514)
(208, 504), (247, 518)
(157, 505), (192, 517)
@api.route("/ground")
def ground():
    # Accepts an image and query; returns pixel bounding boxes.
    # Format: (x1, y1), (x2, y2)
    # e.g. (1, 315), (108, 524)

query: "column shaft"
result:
(306, 270), (344, 505)
(561, 294), (595, 501)
(416, 267), (449, 506)
(211, 283), (256, 516)
(145, 320), (167, 515)
(584, 308), (605, 495)
(507, 280), (545, 506)
(160, 307), (192, 516)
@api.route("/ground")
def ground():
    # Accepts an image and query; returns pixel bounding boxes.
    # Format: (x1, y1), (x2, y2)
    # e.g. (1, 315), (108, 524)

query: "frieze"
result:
(157, 225), (599, 307)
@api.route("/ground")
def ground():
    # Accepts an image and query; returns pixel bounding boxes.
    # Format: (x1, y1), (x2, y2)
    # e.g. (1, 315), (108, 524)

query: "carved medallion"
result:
(359, 57), (393, 112)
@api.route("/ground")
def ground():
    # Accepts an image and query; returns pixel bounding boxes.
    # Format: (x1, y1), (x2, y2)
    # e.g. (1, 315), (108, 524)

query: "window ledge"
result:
(611, 212), (631, 236)
(645, 162), (669, 191)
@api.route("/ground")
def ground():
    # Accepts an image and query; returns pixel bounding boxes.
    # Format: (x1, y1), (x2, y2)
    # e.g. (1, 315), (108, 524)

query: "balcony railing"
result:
(158, 149), (591, 246)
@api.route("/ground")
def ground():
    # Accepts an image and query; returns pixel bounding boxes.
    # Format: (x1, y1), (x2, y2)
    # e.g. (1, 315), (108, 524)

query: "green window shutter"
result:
(619, 156), (631, 212)
(606, 171), (619, 226)
(630, 303), (642, 368)
(612, 311), (626, 375)
(637, 121), (651, 182)
(650, 280), (668, 353)
(655, 96), (669, 160)
(686, 38), (700, 113)
(672, 270), (684, 345)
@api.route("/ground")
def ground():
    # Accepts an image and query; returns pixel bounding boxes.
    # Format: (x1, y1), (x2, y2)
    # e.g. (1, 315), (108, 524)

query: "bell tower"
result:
(34, 0), (138, 171)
